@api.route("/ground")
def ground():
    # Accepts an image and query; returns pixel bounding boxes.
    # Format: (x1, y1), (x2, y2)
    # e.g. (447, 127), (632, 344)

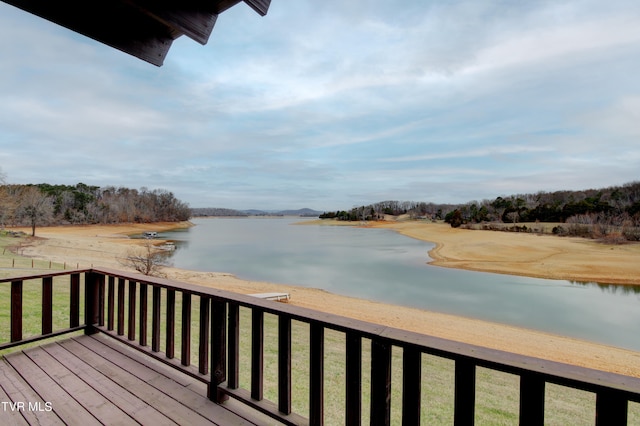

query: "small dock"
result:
(248, 292), (290, 302)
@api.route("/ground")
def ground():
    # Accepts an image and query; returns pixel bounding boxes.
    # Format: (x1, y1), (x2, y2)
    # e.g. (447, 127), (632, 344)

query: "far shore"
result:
(333, 218), (640, 286)
(5, 219), (640, 378)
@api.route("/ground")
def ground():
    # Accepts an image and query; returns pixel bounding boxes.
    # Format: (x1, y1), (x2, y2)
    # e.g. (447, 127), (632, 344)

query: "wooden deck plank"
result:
(93, 331), (196, 387)
(41, 342), (177, 426)
(60, 337), (219, 426)
(0, 364), (30, 426)
(1, 334), (273, 426)
(4, 350), (101, 425)
(87, 335), (280, 426)
(23, 345), (136, 425)
(74, 335), (261, 426)
(0, 358), (64, 425)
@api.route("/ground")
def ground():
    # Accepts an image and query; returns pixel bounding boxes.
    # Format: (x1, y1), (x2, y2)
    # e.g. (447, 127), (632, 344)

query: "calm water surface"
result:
(162, 217), (640, 351)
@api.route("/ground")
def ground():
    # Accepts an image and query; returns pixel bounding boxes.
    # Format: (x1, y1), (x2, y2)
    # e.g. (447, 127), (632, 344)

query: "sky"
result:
(1, 1), (639, 211)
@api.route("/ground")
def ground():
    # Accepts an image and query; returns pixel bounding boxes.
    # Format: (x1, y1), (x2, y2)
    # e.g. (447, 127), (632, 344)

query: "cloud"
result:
(1, 0), (640, 210)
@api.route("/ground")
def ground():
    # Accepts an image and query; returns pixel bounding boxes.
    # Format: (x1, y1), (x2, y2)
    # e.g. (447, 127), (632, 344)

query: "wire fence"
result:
(0, 250), (91, 271)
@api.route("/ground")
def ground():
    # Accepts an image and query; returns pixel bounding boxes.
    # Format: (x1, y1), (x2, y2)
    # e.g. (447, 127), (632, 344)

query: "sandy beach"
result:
(7, 220), (640, 378)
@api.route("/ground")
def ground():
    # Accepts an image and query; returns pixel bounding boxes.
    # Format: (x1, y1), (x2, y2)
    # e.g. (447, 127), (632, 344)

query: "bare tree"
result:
(17, 186), (54, 236)
(0, 169), (10, 229)
(119, 241), (169, 276)
(506, 211), (519, 224)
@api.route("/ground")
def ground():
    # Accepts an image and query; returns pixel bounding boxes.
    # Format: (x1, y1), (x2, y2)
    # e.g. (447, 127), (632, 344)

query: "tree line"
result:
(0, 182), (191, 236)
(320, 181), (640, 241)
(319, 200), (456, 222)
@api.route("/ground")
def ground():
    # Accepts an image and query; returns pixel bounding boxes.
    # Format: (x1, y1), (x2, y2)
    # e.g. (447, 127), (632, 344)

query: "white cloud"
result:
(1, 0), (640, 209)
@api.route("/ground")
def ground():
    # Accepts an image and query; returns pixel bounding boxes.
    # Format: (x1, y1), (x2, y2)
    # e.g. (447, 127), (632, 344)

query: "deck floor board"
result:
(0, 334), (273, 425)
(41, 342), (174, 426)
(5, 348), (101, 425)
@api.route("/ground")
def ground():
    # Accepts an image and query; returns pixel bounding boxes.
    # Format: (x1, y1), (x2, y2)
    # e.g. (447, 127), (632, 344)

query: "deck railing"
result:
(1, 267), (639, 425)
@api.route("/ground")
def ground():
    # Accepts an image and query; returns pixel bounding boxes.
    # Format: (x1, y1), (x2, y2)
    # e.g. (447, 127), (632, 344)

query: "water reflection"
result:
(569, 280), (640, 295)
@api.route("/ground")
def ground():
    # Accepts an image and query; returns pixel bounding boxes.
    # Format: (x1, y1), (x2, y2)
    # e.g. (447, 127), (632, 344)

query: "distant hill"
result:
(275, 208), (323, 217)
(191, 208), (248, 217)
(191, 207), (322, 217)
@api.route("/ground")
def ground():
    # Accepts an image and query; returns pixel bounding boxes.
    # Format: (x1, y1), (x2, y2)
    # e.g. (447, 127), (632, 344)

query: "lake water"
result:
(162, 217), (640, 352)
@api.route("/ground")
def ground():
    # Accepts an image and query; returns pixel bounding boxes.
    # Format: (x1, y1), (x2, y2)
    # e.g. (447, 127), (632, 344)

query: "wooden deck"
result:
(0, 334), (276, 425)
(2, 269), (639, 425)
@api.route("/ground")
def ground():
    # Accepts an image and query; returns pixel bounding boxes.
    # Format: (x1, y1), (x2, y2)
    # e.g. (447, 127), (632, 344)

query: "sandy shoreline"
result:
(363, 220), (640, 285)
(6, 220), (640, 378)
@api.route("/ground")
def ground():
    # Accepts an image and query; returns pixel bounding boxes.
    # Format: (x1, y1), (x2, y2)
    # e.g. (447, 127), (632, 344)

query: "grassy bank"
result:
(0, 232), (81, 274)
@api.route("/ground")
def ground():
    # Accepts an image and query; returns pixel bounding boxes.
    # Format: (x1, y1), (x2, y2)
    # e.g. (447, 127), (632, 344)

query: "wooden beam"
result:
(244, 0), (271, 16)
(2, 0), (175, 66)
(2, 0), (272, 66)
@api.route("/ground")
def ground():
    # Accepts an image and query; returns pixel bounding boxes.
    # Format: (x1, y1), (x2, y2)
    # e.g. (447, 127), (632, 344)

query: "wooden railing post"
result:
(42, 276), (53, 335)
(251, 309), (264, 401)
(127, 281), (137, 341)
(181, 292), (191, 366)
(117, 277), (125, 335)
(278, 315), (292, 414)
(520, 373), (545, 425)
(310, 323), (325, 426)
(10, 280), (23, 342)
(454, 359), (476, 425)
(84, 272), (100, 335)
(228, 303), (240, 389)
(97, 273), (105, 327)
(166, 289), (175, 358)
(210, 299), (227, 403)
(107, 276), (115, 331)
(199, 296), (210, 375)
(139, 283), (148, 346)
(346, 332), (362, 426)
(596, 390), (628, 426)
(70, 273), (80, 328)
(152, 286), (161, 352)
(402, 347), (422, 425)
(370, 338), (391, 426)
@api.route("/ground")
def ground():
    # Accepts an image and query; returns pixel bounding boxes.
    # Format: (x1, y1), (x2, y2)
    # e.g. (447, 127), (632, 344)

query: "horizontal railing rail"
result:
(2, 267), (639, 425)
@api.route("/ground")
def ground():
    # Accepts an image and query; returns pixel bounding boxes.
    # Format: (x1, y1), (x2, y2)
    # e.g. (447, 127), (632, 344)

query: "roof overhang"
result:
(1, 0), (271, 66)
